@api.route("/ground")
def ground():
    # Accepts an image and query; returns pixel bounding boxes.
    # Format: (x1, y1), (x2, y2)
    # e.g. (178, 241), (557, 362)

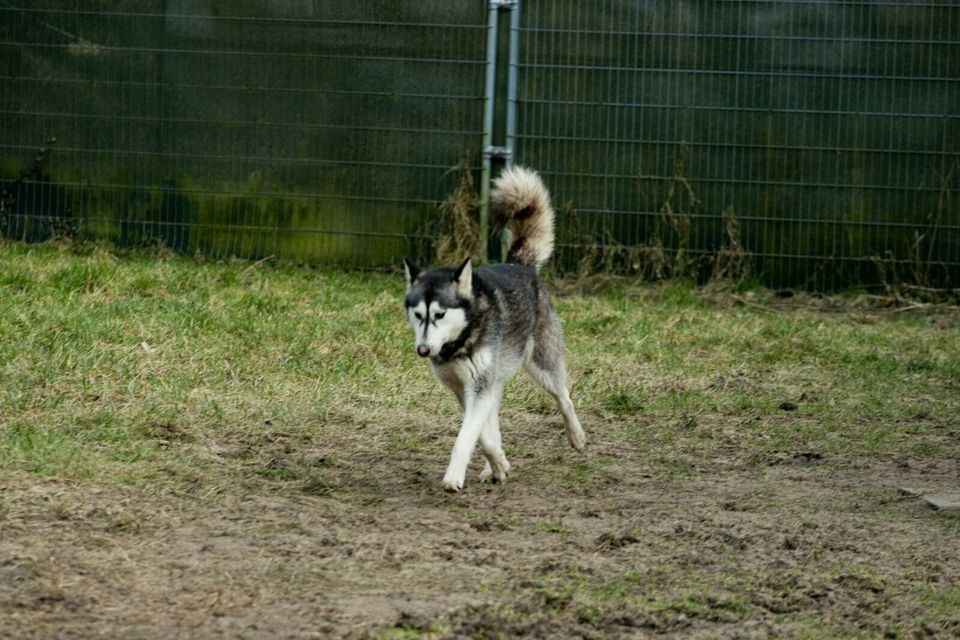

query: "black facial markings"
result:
(405, 268), (475, 361)
(405, 295), (429, 343)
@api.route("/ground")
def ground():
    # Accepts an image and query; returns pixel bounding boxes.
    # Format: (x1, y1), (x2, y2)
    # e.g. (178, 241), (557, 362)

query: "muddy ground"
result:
(2, 410), (959, 639)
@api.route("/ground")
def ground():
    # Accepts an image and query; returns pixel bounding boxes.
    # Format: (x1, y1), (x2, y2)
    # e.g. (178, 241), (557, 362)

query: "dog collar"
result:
(436, 329), (471, 361)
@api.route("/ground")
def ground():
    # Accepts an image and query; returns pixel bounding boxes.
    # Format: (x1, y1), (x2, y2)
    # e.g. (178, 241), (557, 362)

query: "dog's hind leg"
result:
(525, 359), (586, 451)
(524, 330), (587, 452)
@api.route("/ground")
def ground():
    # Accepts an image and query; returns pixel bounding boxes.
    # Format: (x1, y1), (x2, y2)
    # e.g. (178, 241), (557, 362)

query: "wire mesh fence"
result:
(1, 2), (487, 266)
(514, 0), (960, 288)
(2, 1), (958, 289)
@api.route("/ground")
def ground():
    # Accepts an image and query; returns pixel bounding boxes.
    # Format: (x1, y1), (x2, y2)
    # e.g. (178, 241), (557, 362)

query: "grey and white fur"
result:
(402, 166), (586, 492)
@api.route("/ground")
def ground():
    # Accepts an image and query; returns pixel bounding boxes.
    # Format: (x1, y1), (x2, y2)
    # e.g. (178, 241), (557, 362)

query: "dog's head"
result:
(402, 257), (472, 358)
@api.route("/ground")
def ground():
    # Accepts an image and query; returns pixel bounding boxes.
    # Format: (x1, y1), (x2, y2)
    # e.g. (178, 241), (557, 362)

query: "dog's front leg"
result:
(442, 388), (500, 493)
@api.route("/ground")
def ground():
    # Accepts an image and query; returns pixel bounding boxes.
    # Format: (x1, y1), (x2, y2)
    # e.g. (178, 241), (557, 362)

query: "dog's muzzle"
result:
(416, 345), (431, 357)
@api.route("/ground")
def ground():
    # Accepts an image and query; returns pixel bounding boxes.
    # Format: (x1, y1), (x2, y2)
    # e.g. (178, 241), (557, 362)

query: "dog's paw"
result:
(478, 458), (511, 484)
(567, 425), (587, 452)
(441, 472), (464, 493)
(495, 458), (511, 482)
(478, 463), (494, 483)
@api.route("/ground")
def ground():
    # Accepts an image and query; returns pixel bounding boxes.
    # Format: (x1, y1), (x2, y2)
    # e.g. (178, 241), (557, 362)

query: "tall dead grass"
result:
(433, 160), (481, 266)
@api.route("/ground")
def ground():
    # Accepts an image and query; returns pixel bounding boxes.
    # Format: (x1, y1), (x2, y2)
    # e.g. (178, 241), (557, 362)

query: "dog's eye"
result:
(434, 312), (445, 320)
(414, 312), (423, 320)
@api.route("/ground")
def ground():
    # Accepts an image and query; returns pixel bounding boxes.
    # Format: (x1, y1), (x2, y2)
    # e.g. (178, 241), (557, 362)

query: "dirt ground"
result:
(2, 410), (959, 639)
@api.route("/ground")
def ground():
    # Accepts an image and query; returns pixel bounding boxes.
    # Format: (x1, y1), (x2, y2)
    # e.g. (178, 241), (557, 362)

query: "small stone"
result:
(922, 494), (960, 512)
(779, 401), (799, 411)
(595, 531), (639, 549)
(786, 451), (822, 464)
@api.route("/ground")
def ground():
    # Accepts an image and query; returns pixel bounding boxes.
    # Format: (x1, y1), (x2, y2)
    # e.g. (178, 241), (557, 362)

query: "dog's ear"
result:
(402, 257), (420, 291)
(453, 257), (472, 298)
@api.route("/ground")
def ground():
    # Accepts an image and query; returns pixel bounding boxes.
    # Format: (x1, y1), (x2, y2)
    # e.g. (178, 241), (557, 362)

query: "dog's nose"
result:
(416, 345), (430, 357)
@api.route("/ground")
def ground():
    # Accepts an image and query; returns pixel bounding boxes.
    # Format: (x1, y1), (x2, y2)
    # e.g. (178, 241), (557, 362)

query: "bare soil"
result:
(2, 411), (959, 639)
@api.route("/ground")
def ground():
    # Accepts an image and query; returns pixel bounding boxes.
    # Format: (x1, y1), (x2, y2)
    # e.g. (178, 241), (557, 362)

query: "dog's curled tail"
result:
(491, 166), (555, 271)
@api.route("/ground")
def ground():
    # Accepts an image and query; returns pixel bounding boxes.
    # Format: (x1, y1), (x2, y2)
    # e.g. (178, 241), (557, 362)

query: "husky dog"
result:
(402, 166), (586, 492)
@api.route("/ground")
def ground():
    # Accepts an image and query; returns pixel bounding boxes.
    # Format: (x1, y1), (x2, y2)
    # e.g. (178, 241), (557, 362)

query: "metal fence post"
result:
(478, 1), (500, 263)
(505, 0), (520, 171)
(480, 0), (518, 262)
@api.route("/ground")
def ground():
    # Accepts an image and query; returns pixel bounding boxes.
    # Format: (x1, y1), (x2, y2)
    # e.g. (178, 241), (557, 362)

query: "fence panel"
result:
(514, 0), (960, 288)
(1, 2), (486, 266)
(2, 2), (959, 289)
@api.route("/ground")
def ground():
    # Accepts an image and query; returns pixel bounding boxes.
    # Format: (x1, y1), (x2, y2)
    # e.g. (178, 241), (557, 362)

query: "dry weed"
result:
(433, 160), (480, 265)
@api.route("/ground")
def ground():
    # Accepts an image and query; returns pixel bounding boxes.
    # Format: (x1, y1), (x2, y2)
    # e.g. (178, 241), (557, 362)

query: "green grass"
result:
(531, 519), (573, 535)
(2, 240), (958, 485)
(370, 623), (448, 640)
(0, 241), (418, 484)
